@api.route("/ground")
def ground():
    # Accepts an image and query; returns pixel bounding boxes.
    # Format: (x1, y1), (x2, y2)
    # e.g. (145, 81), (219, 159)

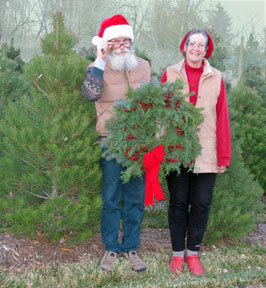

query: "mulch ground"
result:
(0, 225), (265, 273)
(0, 228), (170, 273)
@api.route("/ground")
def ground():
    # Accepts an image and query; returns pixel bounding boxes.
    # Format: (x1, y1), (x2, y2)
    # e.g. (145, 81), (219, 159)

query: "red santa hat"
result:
(92, 14), (134, 46)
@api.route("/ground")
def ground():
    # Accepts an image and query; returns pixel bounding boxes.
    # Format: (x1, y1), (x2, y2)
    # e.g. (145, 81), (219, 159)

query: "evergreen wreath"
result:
(101, 78), (203, 183)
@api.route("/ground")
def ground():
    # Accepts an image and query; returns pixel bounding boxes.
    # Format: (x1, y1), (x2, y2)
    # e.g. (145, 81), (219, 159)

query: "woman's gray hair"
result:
(185, 29), (209, 50)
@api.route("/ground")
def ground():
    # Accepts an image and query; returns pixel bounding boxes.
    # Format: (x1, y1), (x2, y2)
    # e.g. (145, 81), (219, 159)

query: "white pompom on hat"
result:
(92, 14), (134, 46)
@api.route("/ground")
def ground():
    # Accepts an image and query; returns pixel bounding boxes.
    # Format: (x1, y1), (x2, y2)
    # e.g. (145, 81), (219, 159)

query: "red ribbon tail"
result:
(154, 185), (165, 202)
(143, 145), (165, 207)
(144, 175), (153, 206)
(144, 181), (165, 206)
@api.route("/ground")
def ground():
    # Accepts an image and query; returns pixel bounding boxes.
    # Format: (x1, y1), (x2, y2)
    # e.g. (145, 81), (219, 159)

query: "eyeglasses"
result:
(109, 39), (131, 48)
(188, 42), (206, 50)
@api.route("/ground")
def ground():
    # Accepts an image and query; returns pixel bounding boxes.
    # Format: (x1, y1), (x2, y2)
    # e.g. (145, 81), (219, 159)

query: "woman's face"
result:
(184, 33), (207, 68)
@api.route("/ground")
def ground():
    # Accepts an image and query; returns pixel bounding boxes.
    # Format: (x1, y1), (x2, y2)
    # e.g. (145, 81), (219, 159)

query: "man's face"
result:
(109, 38), (131, 54)
(106, 38), (137, 71)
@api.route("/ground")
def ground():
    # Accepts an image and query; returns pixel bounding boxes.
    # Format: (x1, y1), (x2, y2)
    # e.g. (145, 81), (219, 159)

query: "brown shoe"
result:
(123, 251), (146, 272)
(100, 251), (118, 272)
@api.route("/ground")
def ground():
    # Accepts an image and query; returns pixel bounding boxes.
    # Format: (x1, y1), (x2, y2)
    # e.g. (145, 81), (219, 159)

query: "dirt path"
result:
(0, 225), (265, 273)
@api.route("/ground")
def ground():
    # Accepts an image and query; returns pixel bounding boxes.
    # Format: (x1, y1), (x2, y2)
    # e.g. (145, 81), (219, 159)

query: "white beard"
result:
(106, 47), (138, 72)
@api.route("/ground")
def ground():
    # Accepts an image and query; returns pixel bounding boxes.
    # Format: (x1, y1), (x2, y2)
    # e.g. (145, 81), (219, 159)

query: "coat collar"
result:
(173, 58), (214, 78)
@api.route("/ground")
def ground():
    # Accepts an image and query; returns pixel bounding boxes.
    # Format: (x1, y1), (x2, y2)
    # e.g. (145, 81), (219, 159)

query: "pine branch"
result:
(2, 148), (38, 170)
(24, 189), (50, 200)
(32, 79), (49, 98)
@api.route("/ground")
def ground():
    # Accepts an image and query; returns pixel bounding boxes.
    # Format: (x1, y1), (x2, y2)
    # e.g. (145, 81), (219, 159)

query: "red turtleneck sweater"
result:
(161, 61), (231, 167)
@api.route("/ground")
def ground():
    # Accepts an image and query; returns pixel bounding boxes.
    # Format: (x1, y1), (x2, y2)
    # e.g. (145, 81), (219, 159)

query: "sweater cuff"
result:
(218, 157), (230, 167)
(94, 58), (106, 70)
(90, 66), (104, 80)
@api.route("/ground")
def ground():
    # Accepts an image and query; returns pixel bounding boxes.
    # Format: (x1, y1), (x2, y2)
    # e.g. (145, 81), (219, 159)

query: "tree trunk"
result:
(237, 36), (244, 85)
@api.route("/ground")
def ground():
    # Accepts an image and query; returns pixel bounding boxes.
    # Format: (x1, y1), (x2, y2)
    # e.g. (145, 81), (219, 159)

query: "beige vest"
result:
(94, 57), (151, 136)
(167, 59), (221, 173)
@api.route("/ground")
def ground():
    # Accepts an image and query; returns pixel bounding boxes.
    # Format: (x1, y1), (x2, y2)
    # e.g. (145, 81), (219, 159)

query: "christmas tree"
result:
(205, 86), (265, 243)
(243, 64), (266, 108)
(207, 30), (227, 72)
(0, 12), (102, 242)
(229, 86), (266, 192)
(5, 38), (25, 73)
(0, 43), (28, 119)
(102, 78), (203, 183)
(205, 135), (264, 244)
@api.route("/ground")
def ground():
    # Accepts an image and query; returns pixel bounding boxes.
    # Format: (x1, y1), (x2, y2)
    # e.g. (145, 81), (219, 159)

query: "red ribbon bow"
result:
(143, 144), (165, 206)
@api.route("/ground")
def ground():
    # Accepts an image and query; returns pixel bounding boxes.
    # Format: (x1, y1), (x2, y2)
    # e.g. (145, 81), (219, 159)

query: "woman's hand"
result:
(217, 166), (226, 173)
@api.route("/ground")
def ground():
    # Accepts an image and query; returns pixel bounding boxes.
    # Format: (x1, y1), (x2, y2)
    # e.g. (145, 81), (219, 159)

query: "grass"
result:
(1, 241), (265, 288)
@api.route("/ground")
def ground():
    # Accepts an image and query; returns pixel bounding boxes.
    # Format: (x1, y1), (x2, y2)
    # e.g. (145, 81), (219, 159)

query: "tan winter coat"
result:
(167, 59), (222, 173)
(95, 57), (151, 136)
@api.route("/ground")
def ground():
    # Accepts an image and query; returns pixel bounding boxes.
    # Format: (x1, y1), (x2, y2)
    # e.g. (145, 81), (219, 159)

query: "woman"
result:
(161, 29), (231, 276)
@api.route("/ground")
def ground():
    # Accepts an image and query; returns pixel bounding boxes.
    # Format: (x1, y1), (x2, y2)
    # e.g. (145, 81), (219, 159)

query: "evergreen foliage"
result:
(135, 48), (151, 66)
(208, 30), (227, 72)
(242, 64), (266, 108)
(207, 2), (233, 47)
(101, 78), (203, 183)
(243, 33), (264, 71)
(0, 12), (102, 242)
(205, 134), (264, 244)
(41, 12), (78, 56)
(0, 43), (28, 119)
(235, 33), (264, 80)
(86, 47), (97, 63)
(229, 86), (266, 191)
(5, 39), (25, 73)
(204, 84), (265, 243)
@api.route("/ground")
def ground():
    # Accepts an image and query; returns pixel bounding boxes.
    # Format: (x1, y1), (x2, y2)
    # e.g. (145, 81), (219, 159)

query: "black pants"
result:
(166, 167), (216, 251)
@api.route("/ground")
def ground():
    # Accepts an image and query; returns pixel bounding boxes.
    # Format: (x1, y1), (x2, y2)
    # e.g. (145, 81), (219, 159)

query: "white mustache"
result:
(106, 46), (138, 71)
(113, 47), (130, 55)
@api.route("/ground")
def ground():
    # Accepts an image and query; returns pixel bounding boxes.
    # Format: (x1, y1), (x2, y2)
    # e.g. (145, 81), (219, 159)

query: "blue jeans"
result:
(100, 150), (145, 252)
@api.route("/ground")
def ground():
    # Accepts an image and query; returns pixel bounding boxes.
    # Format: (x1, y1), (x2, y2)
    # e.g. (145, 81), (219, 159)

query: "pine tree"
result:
(0, 12), (102, 242)
(207, 3), (233, 47)
(228, 86), (266, 192)
(235, 33), (264, 82)
(243, 64), (266, 108)
(244, 33), (263, 71)
(205, 134), (264, 244)
(5, 38), (25, 73)
(207, 30), (227, 72)
(0, 43), (28, 119)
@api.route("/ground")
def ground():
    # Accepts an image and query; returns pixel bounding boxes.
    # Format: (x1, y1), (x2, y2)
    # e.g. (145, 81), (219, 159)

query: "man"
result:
(82, 14), (151, 272)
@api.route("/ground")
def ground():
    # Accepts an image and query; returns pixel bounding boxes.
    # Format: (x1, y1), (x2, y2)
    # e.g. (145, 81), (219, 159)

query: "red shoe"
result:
(186, 255), (204, 275)
(169, 256), (184, 275)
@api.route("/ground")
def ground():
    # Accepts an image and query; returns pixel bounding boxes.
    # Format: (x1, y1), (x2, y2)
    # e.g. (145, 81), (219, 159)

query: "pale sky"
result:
(204, 0), (265, 41)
